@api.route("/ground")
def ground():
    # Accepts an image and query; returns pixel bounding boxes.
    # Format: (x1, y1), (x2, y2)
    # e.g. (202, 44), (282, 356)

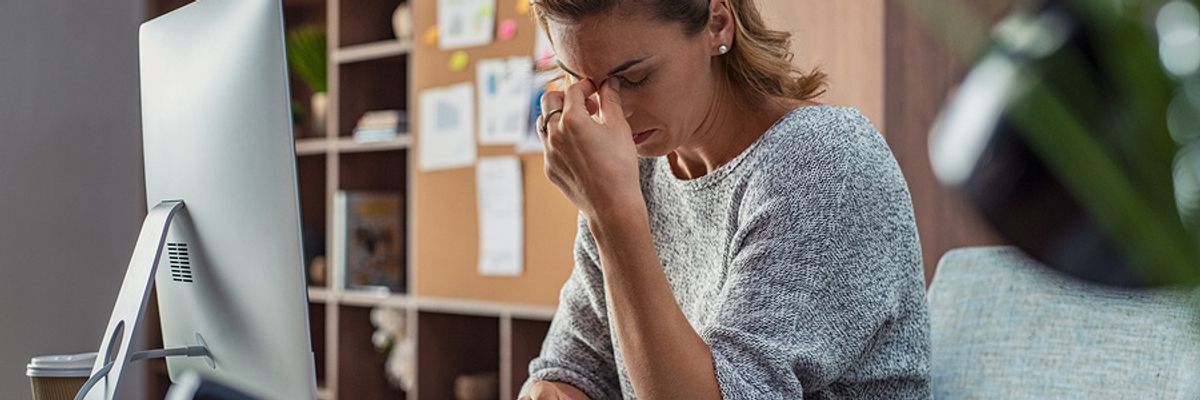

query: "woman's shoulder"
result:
(745, 105), (909, 205)
(754, 105), (888, 169)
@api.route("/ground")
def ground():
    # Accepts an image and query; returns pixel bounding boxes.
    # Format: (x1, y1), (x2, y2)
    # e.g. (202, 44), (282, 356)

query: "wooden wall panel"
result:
(758, 0), (886, 131)
(883, 2), (1013, 282)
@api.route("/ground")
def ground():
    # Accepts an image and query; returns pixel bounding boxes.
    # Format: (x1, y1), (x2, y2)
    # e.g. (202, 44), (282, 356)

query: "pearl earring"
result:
(718, 44), (729, 55)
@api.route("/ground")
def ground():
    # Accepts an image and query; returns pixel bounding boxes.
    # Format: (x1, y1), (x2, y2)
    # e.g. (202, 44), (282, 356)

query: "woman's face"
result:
(547, 12), (720, 158)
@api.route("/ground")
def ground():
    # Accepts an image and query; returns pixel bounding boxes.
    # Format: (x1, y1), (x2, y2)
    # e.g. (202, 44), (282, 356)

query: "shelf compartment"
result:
(509, 318), (551, 395)
(336, 150), (408, 205)
(337, 305), (408, 399)
(336, 57), (408, 136)
(418, 311), (501, 400)
(298, 154), (329, 288)
(337, 0), (407, 47)
(336, 151), (409, 294)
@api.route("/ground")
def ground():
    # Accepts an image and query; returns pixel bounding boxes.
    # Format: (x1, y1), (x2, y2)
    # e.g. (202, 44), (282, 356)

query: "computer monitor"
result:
(82, 0), (317, 399)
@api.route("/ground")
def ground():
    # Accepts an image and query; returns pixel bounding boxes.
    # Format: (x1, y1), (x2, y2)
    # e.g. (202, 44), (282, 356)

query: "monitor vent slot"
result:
(167, 242), (193, 283)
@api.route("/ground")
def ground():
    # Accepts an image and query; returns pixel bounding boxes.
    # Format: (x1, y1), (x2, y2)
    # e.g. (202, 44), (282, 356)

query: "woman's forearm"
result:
(586, 204), (723, 399)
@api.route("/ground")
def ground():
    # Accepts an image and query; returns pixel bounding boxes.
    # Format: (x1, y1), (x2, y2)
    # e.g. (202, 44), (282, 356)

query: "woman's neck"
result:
(668, 87), (799, 180)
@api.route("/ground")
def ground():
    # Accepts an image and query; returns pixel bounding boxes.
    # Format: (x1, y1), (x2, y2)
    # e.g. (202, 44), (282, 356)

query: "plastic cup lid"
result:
(27, 352), (96, 378)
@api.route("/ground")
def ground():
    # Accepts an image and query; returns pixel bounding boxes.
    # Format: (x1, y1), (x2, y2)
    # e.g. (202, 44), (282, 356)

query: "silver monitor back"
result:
(139, 0), (316, 398)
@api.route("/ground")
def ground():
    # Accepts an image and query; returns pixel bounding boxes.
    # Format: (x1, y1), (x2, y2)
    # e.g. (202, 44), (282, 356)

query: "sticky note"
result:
(449, 51), (470, 72)
(424, 25), (439, 45)
(517, 0), (531, 15)
(498, 19), (518, 41)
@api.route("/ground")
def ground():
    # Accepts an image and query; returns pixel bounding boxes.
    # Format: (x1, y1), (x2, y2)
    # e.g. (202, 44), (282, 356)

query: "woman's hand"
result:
(520, 380), (591, 400)
(539, 78), (642, 220)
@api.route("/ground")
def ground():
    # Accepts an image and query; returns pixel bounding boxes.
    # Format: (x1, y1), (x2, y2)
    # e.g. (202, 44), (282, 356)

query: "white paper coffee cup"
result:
(27, 352), (95, 400)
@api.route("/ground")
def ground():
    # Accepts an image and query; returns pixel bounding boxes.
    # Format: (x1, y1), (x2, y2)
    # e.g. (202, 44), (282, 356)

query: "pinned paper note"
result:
(497, 19), (518, 41)
(438, 0), (496, 49)
(516, 0), (531, 15)
(516, 69), (561, 153)
(418, 83), (476, 171)
(449, 51), (470, 72)
(477, 57), (533, 145)
(476, 156), (523, 276)
(424, 25), (439, 45)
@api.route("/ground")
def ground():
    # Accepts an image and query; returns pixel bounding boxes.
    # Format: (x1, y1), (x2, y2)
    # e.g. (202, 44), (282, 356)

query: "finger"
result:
(539, 91), (566, 138)
(584, 97), (599, 116)
(562, 78), (599, 120)
(540, 90), (565, 117)
(599, 77), (627, 126)
(536, 114), (548, 142)
(544, 108), (565, 138)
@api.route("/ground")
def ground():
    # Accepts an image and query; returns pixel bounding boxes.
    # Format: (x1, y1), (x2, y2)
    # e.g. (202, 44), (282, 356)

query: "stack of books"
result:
(352, 110), (408, 142)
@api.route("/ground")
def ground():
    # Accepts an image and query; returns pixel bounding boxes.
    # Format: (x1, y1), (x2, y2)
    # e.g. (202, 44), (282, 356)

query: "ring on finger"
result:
(540, 109), (564, 136)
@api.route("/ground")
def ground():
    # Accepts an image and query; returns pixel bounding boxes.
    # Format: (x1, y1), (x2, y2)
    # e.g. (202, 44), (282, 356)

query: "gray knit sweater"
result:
(519, 105), (931, 399)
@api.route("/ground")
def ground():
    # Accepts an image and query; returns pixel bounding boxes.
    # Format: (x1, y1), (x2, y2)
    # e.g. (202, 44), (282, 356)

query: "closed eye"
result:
(615, 74), (650, 88)
(554, 58), (652, 89)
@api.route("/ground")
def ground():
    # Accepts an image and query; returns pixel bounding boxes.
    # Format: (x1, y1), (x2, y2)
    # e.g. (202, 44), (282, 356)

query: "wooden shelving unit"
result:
(313, 0), (560, 396)
(144, 0), (560, 399)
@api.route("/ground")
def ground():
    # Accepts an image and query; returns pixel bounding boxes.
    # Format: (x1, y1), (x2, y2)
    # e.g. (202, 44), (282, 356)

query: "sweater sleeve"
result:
(700, 125), (931, 399)
(519, 215), (621, 400)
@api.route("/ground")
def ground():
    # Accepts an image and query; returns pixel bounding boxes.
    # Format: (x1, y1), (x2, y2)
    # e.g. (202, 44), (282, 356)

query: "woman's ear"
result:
(708, 0), (735, 56)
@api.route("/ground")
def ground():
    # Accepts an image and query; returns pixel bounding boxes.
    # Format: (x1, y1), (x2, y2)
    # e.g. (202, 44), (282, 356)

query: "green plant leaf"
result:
(287, 25), (327, 93)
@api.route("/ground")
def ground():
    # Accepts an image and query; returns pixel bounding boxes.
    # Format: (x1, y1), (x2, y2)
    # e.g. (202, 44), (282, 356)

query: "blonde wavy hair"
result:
(531, 0), (826, 103)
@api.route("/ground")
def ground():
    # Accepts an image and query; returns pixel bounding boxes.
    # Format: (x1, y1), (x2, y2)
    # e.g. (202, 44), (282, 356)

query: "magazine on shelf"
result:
(332, 190), (405, 293)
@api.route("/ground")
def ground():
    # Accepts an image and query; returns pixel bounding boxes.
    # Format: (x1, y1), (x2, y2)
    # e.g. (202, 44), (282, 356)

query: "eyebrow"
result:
(556, 57), (650, 81)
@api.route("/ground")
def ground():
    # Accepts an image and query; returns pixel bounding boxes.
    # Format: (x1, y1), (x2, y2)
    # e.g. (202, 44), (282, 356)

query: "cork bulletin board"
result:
(411, 0), (578, 306)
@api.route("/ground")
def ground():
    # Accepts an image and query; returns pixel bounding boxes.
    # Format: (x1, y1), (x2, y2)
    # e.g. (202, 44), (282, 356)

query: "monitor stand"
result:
(81, 200), (213, 400)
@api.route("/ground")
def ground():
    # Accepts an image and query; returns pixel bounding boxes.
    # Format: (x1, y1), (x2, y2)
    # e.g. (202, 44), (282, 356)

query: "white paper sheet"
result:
(437, 0), (496, 50)
(515, 69), (561, 153)
(476, 156), (523, 276)
(477, 57), (534, 145)
(418, 83), (476, 171)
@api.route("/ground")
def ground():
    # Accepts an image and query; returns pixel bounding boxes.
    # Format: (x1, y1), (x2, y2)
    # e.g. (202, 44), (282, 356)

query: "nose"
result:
(619, 94), (634, 120)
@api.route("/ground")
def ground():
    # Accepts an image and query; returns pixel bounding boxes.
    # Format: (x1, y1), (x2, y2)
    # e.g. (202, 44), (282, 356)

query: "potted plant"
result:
(287, 25), (328, 138)
(921, 0), (1200, 287)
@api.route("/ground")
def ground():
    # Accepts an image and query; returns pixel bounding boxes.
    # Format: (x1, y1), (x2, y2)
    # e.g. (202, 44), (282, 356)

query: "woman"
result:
(520, 0), (930, 398)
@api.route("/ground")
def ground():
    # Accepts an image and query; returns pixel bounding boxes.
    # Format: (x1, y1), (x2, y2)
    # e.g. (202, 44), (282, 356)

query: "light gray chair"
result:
(928, 246), (1200, 399)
